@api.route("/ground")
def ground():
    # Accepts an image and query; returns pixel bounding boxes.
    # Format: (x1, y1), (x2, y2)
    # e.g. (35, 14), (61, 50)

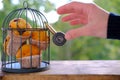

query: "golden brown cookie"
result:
(6, 18), (32, 56)
(31, 31), (49, 41)
(16, 44), (42, 68)
(3, 35), (10, 55)
(16, 44), (41, 58)
(17, 55), (41, 68)
(9, 18), (31, 37)
(31, 31), (49, 50)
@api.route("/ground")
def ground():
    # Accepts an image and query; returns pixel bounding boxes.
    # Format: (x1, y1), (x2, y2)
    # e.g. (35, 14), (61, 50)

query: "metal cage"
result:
(1, 2), (50, 73)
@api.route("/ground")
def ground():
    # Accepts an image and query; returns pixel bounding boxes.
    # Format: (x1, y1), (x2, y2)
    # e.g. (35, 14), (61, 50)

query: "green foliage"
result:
(94, 0), (120, 14)
(1, 0), (120, 60)
(51, 0), (120, 60)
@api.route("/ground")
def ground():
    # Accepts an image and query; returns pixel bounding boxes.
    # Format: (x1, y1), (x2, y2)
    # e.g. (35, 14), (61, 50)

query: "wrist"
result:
(107, 13), (120, 39)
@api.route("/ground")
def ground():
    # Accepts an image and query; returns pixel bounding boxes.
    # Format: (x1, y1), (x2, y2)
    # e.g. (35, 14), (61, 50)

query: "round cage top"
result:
(2, 1), (48, 29)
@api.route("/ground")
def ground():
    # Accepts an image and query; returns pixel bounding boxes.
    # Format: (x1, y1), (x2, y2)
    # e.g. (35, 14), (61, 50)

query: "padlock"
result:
(45, 23), (66, 46)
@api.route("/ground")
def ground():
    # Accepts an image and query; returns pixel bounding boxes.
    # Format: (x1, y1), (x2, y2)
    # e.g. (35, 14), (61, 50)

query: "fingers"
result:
(62, 13), (86, 21)
(62, 13), (79, 21)
(62, 13), (88, 25)
(57, 2), (85, 14)
(57, 2), (88, 25)
(70, 19), (87, 25)
(65, 25), (91, 40)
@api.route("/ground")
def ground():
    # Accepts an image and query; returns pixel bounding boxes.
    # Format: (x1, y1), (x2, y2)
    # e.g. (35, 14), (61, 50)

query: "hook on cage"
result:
(23, 1), (29, 8)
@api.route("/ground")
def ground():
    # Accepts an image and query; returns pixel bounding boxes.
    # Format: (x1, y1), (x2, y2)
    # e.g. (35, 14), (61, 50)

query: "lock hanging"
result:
(45, 22), (66, 46)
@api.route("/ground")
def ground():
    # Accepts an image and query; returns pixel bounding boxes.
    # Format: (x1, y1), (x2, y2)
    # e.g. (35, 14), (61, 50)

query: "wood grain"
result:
(1, 60), (120, 80)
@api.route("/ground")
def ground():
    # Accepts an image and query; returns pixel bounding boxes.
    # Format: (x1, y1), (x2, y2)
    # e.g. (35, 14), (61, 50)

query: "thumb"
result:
(65, 25), (91, 40)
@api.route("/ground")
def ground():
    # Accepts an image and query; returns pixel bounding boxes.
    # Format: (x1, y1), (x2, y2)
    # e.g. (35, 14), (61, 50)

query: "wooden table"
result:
(1, 60), (120, 80)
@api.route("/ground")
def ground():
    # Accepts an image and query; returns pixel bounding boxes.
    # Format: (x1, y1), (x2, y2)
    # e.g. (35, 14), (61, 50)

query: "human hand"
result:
(57, 2), (109, 40)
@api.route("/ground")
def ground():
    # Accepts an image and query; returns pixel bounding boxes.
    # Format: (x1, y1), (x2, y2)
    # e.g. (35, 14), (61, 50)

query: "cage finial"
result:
(23, 1), (29, 8)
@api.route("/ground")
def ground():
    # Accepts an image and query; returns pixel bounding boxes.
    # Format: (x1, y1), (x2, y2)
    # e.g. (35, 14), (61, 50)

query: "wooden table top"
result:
(1, 60), (120, 80)
(29, 60), (120, 75)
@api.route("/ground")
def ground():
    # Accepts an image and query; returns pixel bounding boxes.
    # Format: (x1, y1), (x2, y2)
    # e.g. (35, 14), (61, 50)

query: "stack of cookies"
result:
(3, 18), (49, 68)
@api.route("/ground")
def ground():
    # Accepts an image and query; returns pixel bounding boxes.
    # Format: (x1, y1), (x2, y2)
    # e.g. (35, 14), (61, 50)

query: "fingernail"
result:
(57, 9), (62, 14)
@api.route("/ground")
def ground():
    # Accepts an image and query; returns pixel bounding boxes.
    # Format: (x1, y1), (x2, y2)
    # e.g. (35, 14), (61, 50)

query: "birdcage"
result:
(1, 1), (51, 73)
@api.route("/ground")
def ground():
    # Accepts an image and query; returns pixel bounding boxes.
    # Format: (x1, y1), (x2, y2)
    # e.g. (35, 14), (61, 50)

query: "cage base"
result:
(2, 61), (50, 73)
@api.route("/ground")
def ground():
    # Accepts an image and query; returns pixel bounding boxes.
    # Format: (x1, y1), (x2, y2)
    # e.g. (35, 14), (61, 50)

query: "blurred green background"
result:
(0, 0), (120, 60)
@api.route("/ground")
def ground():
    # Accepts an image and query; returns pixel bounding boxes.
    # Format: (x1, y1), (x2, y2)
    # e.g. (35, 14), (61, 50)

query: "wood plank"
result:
(1, 60), (120, 80)
(30, 60), (120, 75)
(2, 75), (120, 80)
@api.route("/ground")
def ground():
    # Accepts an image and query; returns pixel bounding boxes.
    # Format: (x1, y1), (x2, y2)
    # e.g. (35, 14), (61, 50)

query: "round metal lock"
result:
(52, 32), (66, 46)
